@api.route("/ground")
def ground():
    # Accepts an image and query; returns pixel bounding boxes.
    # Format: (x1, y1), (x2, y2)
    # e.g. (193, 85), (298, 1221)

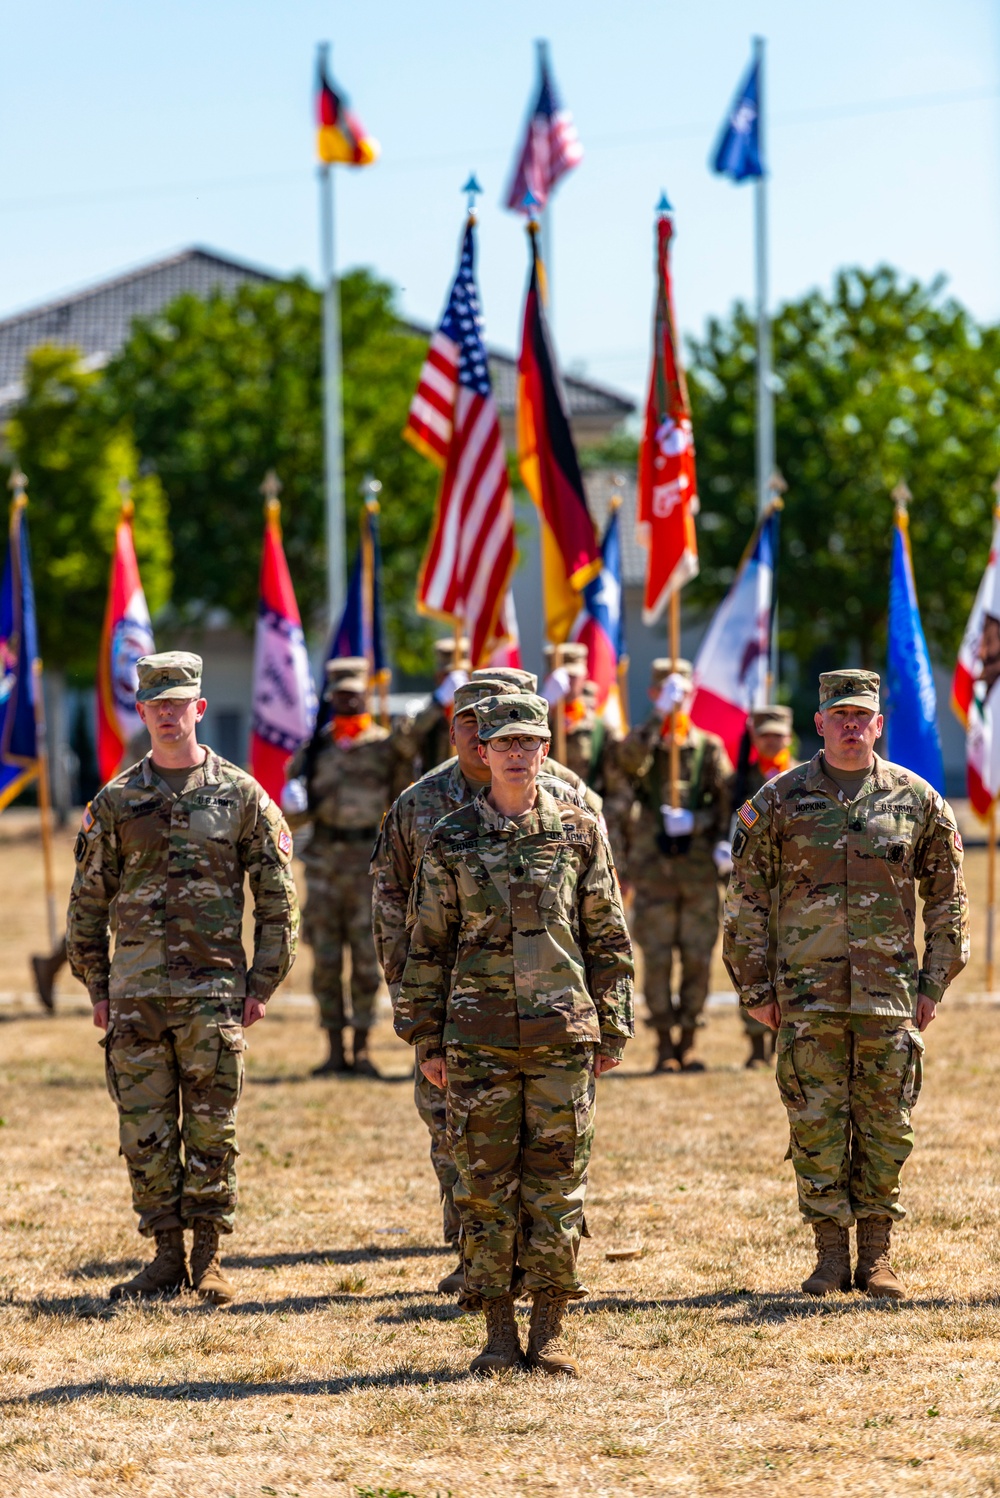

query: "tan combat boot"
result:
(190, 1220), (236, 1305)
(469, 1293), (522, 1375)
(526, 1289), (580, 1378)
(653, 1030), (676, 1074)
(855, 1217), (906, 1299)
(437, 1255), (465, 1295)
(312, 1028), (352, 1076)
(677, 1027), (706, 1073)
(30, 951), (61, 1012)
(351, 1026), (381, 1078)
(745, 1032), (768, 1069)
(110, 1228), (189, 1301)
(801, 1219), (852, 1296)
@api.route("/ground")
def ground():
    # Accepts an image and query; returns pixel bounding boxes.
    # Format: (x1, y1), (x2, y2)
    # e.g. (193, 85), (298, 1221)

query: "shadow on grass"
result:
(224, 1245), (447, 1269)
(247, 1072), (412, 1087)
(580, 1289), (999, 1320)
(19, 1286), (463, 1321)
(5, 1366), (467, 1405)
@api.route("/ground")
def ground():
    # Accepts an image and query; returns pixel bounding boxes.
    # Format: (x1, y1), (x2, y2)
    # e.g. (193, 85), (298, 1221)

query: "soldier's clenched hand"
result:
(242, 998), (266, 1028)
(915, 995), (937, 1032)
(747, 1000), (780, 1031)
(421, 1058), (447, 1089)
(92, 1000), (109, 1031)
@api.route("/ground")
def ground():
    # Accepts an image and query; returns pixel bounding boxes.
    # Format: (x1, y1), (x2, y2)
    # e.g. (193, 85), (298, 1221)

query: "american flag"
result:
(404, 221), (516, 667)
(505, 42), (583, 214)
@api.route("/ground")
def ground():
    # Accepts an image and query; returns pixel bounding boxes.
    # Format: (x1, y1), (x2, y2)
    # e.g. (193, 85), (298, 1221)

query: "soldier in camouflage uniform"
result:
(724, 671), (969, 1298)
(617, 659), (733, 1072)
(396, 694), (633, 1377)
(371, 677), (599, 1295)
(731, 705), (799, 1068)
(542, 643), (630, 866)
(67, 653), (299, 1304)
(283, 657), (412, 1076)
(409, 636), (470, 776)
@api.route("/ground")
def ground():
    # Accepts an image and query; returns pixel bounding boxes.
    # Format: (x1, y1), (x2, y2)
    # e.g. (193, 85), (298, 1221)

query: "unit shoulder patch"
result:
(277, 827), (293, 859)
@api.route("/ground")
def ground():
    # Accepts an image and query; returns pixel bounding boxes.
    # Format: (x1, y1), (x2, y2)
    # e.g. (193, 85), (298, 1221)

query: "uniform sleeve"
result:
(370, 799), (415, 998)
(394, 840), (459, 1054)
(66, 796), (120, 1005)
(241, 792), (300, 1001)
(723, 790), (778, 1009)
(578, 827), (635, 1057)
(597, 737), (634, 874)
(914, 795), (970, 1002)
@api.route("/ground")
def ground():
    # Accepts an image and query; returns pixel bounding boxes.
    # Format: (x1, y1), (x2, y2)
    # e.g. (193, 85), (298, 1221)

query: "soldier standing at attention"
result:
(283, 657), (411, 1077)
(396, 694), (633, 1377)
(732, 705), (799, 1069)
(371, 679), (596, 1295)
(66, 653), (298, 1304)
(724, 671), (969, 1298)
(617, 659), (733, 1073)
(410, 636), (470, 774)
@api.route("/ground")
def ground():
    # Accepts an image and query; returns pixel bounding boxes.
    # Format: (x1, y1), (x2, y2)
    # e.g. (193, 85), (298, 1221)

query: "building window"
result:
(212, 709), (244, 764)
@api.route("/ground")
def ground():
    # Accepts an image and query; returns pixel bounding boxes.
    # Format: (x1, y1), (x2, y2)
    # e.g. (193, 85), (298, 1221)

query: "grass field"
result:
(2, 812), (1000, 1497)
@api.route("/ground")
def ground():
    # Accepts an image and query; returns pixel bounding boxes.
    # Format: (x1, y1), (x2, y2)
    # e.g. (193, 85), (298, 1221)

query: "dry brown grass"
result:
(3, 813), (1000, 1496)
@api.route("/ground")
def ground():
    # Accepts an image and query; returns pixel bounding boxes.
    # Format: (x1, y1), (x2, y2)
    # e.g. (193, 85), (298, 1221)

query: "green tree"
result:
(687, 266), (1000, 686)
(102, 271), (439, 672)
(4, 346), (171, 675)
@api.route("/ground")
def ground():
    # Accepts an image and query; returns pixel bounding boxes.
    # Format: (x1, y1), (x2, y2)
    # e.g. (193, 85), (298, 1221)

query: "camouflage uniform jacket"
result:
(287, 722), (412, 844)
(67, 750), (299, 1006)
(723, 751), (969, 1017)
(371, 757), (590, 996)
(410, 697), (453, 776)
(616, 720), (733, 882)
(395, 786), (634, 1060)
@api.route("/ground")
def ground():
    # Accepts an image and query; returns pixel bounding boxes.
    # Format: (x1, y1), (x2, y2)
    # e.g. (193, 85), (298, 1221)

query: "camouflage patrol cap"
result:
(475, 693), (552, 743)
(471, 666), (539, 692)
(434, 636), (469, 661)
(544, 641), (588, 676)
(818, 670), (881, 712)
(651, 657), (692, 686)
(324, 656), (369, 698)
(751, 704), (793, 735)
(453, 680), (517, 718)
(135, 652), (203, 703)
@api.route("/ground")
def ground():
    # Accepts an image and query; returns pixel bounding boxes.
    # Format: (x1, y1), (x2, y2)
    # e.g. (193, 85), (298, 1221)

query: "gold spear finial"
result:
(8, 468), (27, 508)
(767, 469), (787, 512)
(260, 469), (282, 522)
(891, 481), (912, 517)
(117, 475), (135, 522)
(362, 473), (382, 515)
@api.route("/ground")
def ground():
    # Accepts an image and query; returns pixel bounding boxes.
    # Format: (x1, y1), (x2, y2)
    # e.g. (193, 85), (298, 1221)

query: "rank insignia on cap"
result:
(737, 801), (759, 830)
(278, 828), (293, 857)
(509, 706), (519, 719)
(81, 804), (94, 832)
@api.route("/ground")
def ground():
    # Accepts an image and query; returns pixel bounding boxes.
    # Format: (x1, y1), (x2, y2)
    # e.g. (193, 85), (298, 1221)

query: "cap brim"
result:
(820, 693), (880, 711)
(754, 717), (790, 733)
(480, 725), (551, 742)
(325, 678), (368, 697)
(137, 685), (201, 702)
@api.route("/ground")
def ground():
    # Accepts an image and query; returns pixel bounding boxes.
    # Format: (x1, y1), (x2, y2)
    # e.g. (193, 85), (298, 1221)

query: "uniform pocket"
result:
(215, 1023), (246, 1102)
(901, 1027), (925, 1109)
(775, 1026), (807, 1112)
(572, 1076), (596, 1174)
(447, 1094), (471, 1180)
(99, 1023), (120, 1104)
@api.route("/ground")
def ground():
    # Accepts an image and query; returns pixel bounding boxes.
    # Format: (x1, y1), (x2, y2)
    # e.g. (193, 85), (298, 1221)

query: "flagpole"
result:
(753, 35), (774, 520)
(609, 489), (630, 731)
(669, 590), (681, 809)
(318, 43), (346, 636)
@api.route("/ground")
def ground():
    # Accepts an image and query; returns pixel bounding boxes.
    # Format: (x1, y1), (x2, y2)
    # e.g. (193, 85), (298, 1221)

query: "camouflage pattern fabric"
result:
(447, 1043), (594, 1304)
(410, 697), (453, 777)
(555, 705), (632, 870)
(371, 758), (591, 1244)
(286, 722), (414, 1031)
(67, 749), (299, 1004)
(734, 757), (798, 1038)
(101, 994), (245, 1236)
(724, 751), (969, 1017)
(633, 876), (720, 1031)
(301, 839), (381, 1030)
(776, 1015), (925, 1224)
(395, 786), (634, 1058)
(615, 721), (732, 1033)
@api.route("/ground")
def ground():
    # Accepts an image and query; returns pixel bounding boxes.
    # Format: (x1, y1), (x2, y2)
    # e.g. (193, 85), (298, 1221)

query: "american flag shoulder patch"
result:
(737, 801), (759, 830)
(81, 803), (94, 833)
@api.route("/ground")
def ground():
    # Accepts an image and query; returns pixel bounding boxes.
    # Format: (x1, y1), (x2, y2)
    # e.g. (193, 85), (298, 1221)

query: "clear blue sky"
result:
(1, 1), (997, 401)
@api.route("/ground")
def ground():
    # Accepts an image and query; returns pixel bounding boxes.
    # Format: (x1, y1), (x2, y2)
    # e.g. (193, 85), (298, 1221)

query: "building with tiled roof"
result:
(0, 245), (635, 441)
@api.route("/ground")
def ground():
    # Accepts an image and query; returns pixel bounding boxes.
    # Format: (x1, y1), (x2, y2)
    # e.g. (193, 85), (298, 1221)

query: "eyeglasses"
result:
(485, 735), (547, 753)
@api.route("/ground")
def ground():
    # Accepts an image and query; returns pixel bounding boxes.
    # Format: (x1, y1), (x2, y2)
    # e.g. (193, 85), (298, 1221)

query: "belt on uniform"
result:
(323, 827), (381, 844)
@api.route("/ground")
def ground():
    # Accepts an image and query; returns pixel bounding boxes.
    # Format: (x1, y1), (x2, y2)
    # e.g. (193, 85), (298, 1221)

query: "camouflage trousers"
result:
(633, 866), (720, 1032)
(414, 1059), (462, 1248)
(302, 842), (381, 1032)
(101, 995), (245, 1237)
(446, 1043), (594, 1305)
(776, 1013), (925, 1226)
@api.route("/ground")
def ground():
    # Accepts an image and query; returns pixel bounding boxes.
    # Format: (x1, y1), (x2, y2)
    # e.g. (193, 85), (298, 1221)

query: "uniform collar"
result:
(140, 746), (221, 791)
(804, 749), (892, 799)
(473, 783), (563, 834)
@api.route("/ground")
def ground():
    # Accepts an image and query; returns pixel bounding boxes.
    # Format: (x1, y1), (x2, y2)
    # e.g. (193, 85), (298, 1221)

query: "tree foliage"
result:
(102, 271), (439, 672)
(4, 346), (172, 675)
(687, 266), (1000, 684)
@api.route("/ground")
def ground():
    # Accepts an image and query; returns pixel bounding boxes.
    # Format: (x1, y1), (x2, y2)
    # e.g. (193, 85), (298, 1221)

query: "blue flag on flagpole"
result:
(711, 52), (764, 182)
(0, 495), (41, 811)
(886, 506), (944, 792)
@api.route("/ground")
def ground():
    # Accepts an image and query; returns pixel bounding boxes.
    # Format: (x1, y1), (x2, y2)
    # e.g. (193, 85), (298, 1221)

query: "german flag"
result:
(516, 224), (600, 644)
(316, 57), (379, 166)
